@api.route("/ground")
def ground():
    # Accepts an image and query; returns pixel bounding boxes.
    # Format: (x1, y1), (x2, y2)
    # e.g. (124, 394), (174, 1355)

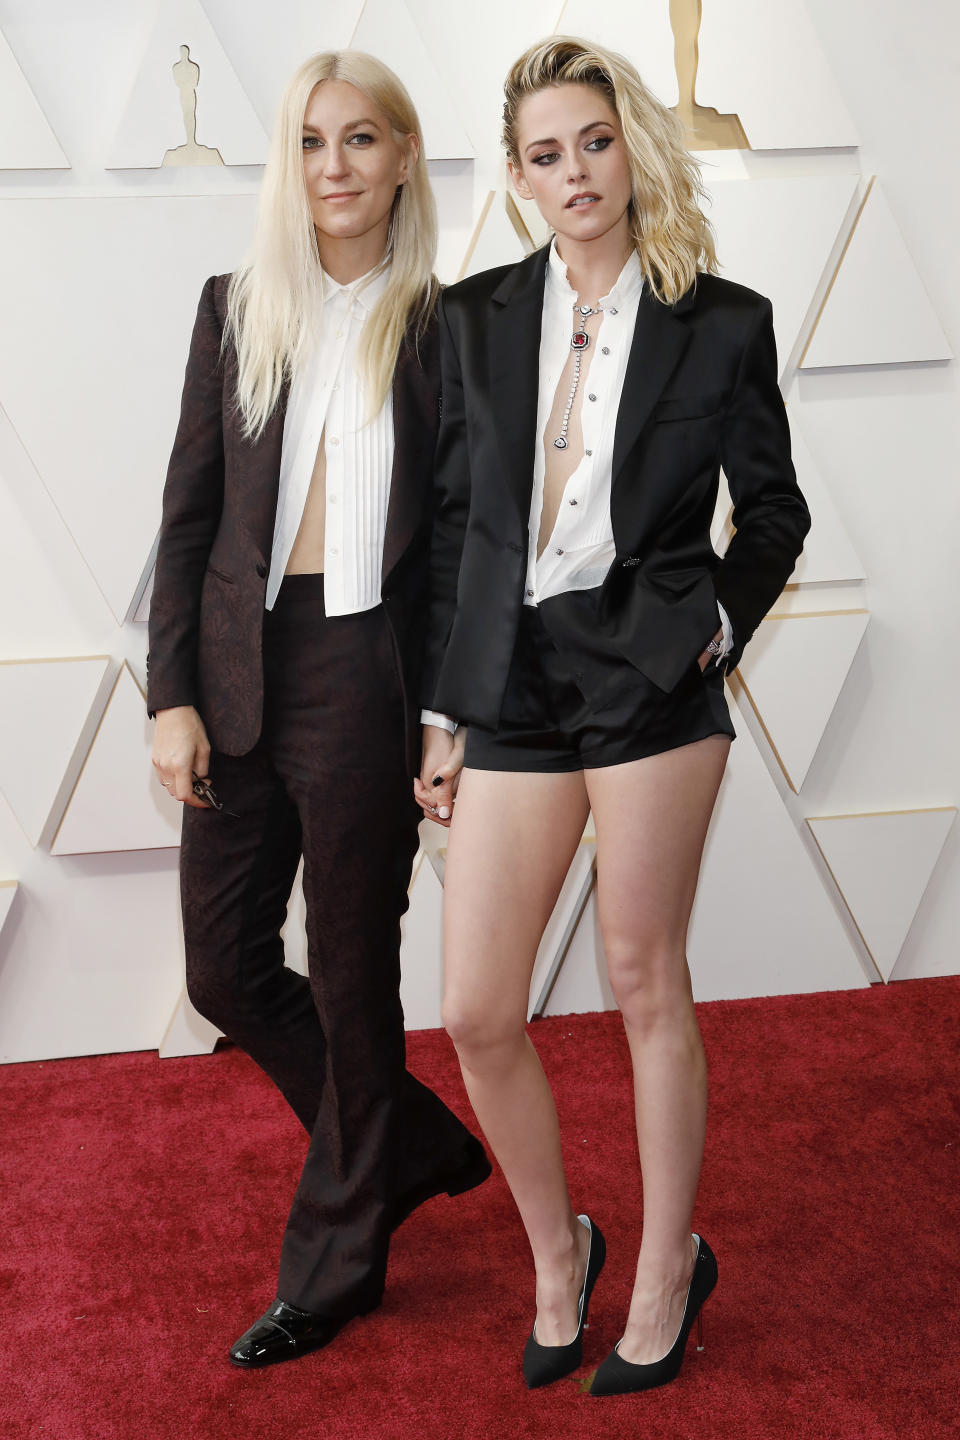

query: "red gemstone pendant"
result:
(571, 330), (590, 350)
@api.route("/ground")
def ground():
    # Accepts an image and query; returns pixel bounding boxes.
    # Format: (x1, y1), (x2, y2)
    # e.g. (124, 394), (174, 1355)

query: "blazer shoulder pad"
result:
(687, 271), (771, 318)
(442, 259), (523, 310)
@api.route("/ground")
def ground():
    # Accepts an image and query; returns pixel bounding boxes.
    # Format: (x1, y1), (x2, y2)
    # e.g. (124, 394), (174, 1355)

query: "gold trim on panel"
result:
(49, 662), (179, 856)
(735, 610), (870, 793)
(49, 666), (125, 854)
(0, 654), (110, 667)
(806, 805), (957, 824)
(456, 189), (495, 281)
(799, 176), (875, 369)
(734, 673), (800, 795)
(348, 0), (369, 47)
(505, 192), (537, 253)
(804, 819), (885, 982)
(805, 809), (956, 983)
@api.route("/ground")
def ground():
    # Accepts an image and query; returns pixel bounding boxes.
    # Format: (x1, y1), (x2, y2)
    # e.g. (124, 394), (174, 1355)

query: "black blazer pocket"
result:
(651, 391), (729, 422)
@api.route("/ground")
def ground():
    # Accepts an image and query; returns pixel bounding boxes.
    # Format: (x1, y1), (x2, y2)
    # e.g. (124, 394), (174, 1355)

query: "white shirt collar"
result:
(321, 260), (391, 312)
(546, 239), (644, 310)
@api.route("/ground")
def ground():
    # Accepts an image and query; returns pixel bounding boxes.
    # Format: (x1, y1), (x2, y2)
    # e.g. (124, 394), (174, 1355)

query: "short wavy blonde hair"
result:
(502, 36), (717, 303)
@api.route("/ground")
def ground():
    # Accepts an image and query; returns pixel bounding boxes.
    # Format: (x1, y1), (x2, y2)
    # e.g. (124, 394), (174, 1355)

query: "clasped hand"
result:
(414, 724), (466, 828)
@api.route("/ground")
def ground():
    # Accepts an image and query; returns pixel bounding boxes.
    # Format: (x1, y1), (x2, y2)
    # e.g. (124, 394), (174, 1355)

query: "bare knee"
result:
(442, 994), (525, 1069)
(605, 937), (694, 1037)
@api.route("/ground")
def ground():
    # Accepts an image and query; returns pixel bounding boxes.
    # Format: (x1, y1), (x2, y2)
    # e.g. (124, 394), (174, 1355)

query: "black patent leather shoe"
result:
(228, 1300), (348, 1368)
(522, 1215), (606, 1389)
(393, 1134), (492, 1230)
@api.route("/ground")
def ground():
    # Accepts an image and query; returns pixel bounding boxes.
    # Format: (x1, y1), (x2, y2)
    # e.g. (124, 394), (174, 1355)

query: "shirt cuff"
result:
(716, 602), (734, 665)
(420, 709), (457, 734)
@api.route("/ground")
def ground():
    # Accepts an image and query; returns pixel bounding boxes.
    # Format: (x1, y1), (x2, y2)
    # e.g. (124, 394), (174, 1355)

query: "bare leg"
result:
(586, 735), (729, 1363)
(442, 767), (592, 1344)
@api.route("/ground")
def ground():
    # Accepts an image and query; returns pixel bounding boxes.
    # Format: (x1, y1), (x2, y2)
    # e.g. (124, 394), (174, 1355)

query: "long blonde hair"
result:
(502, 36), (717, 303)
(226, 51), (438, 439)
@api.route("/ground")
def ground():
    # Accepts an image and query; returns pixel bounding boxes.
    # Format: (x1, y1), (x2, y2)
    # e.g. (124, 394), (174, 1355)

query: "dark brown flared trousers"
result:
(180, 575), (476, 1318)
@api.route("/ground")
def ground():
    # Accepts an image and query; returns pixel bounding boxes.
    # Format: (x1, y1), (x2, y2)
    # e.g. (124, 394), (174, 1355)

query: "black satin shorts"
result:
(462, 594), (735, 774)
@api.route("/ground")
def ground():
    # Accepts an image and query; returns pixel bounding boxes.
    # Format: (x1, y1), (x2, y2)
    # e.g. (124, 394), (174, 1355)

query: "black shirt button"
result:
(255, 561), (267, 578)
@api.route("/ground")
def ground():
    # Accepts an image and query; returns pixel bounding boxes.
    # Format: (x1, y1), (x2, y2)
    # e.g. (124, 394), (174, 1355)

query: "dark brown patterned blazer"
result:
(147, 274), (440, 773)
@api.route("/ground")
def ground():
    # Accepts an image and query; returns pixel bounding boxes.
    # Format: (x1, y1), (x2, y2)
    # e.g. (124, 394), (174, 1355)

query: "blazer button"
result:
(256, 561), (267, 578)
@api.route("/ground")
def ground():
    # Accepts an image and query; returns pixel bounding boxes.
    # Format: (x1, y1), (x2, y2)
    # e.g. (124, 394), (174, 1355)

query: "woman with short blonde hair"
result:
(149, 49), (488, 1372)
(419, 34), (808, 1397)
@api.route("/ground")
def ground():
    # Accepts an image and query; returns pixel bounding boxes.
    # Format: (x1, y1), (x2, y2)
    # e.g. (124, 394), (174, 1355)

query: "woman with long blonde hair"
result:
(417, 36), (808, 1395)
(148, 50), (488, 1371)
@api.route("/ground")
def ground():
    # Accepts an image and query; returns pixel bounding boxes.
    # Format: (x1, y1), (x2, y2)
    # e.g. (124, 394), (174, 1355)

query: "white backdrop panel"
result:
(808, 809), (956, 981)
(555, 1), (676, 105)
(0, 880), (17, 940)
(705, 175), (859, 375)
(802, 181), (953, 369)
(0, 25), (69, 167)
(0, 657), (110, 846)
(105, 0), (269, 167)
(52, 663), (181, 855)
(698, 0), (859, 150)
(350, 0), (474, 160)
(0, 850), (183, 1063)
(786, 412), (865, 585)
(737, 612), (870, 793)
(408, 0), (564, 179)
(0, 195), (259, 621)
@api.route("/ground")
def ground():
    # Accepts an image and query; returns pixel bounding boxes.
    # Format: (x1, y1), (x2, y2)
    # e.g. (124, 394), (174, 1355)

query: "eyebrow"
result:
(301, 117), (383, 135)
(524, 120), (613, 154)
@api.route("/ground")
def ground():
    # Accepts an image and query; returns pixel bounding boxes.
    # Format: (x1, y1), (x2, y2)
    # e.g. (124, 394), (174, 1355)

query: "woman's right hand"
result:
(415, 724), (466, 828)
(152, 706), (212, 807)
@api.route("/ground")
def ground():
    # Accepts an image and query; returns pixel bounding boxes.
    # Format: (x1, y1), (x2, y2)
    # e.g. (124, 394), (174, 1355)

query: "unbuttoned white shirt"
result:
(265, 264), (393, 616)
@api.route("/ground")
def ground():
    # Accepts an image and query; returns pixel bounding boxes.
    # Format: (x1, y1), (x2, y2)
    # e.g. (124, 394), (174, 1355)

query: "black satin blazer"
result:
(147, 274), (441, 773)
(423, 246), (810, 730)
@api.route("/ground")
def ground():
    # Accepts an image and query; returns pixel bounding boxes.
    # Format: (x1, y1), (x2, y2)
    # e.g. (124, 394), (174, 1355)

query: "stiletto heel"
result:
(589, 1234), (717, 1397)
(522, 1215), (606, 1389)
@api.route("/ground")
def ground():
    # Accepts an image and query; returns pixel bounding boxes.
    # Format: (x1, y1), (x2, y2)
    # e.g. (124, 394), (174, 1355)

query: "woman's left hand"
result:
(415, 724), (466, 827)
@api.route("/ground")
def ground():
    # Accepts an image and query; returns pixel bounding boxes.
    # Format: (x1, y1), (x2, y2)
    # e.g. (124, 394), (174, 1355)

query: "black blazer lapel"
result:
(382, 323), (436, 588)
(488, 247), (549, 522)
(611, 284), (695, 486)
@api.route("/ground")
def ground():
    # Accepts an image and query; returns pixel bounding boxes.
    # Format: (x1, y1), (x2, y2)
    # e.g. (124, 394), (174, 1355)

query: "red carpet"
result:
(3, 979), (959, 1440)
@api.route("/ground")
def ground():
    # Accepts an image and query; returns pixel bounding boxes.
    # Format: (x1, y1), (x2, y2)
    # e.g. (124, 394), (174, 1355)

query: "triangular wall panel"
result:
(698, 0), (859, 150)
(555, 1), (676, 106)
(737, 611), (870, 792)
(106, 0), (269, 167)
(787, 415), (865, 585)
(0, 657), (111, 846)
(52, 664), (182, 855)
(351, 0), (474, 160)
(0, 194), (259, 621)
(458, 191), (528, 280)
(706, 175), (859, 377)
(544, 691), (870, 1013)
(807, 810), (956, 980)
(0, 29), (69, 168)
(408, 0), (564, 175)
(0, 881), (18, 942)
(802, 181), (953, 368)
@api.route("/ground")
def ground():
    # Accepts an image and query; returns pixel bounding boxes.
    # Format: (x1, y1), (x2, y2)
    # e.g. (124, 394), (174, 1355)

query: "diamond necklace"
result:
(554, 302), (602, 450)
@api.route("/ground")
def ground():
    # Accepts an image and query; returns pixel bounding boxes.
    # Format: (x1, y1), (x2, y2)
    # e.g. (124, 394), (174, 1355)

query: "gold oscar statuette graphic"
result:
(161, 44), (224, 167)
(670, 0), (749, 150)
